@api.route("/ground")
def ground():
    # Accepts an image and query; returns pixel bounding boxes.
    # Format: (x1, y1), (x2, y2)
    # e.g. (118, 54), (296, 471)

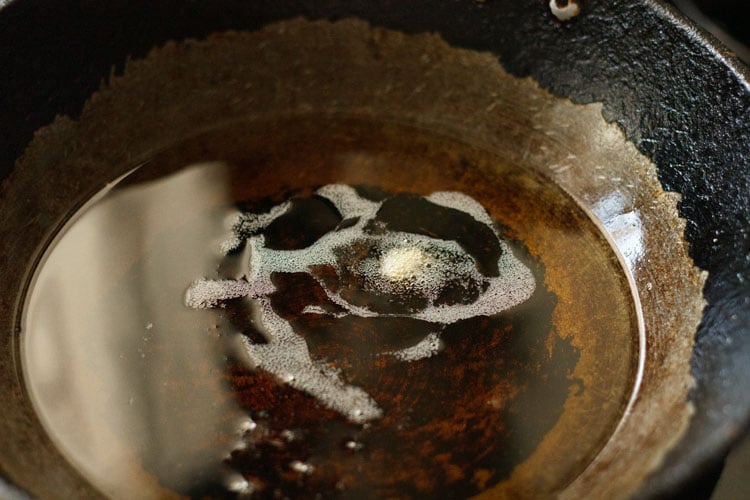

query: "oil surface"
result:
(22, 117), (640, 499)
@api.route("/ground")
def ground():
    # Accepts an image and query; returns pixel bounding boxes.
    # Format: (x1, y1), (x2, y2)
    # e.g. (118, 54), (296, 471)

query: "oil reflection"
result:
(23, 163), (245, 498)
(592, 191), (644, 272)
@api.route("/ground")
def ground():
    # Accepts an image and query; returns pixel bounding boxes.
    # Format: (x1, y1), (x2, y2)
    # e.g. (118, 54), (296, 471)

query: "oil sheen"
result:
(21, 117), (640, 499)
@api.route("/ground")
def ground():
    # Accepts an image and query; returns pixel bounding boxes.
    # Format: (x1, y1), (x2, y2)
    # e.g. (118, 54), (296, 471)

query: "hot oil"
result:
(22, 116), (640, 499)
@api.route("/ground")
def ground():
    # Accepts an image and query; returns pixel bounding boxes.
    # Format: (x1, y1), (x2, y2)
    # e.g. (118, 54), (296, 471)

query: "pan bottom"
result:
(21, 116), (640, 498)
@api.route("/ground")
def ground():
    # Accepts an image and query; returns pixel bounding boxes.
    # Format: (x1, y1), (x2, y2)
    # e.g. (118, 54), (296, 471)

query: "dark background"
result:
(669, 0), (750, 62)
(666, 2), (748, 499)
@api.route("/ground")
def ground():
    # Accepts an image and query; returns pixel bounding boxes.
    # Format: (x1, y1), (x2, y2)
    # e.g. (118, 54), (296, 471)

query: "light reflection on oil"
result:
(592, 192), (644, 272)
(22, 163), (245, 498)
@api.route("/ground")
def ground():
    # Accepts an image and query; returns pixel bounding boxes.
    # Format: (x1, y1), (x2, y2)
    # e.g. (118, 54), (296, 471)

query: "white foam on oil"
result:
(412, 247), (535, 324)
(186, 184), (536, 423)
(379, 246), (433, 281)
(224, 473), (255, 495)
(185, 279), (267, 308)
(357, 233), (475, 298)
(301, 305), (327, 315)
(385, 332), (443, 362)
(316, 184), (380, 220)
(221, 201), (292, 253)
(289, 460), (315, 475)
(241, 297), (382, 423)
(426, 191), (495, 227)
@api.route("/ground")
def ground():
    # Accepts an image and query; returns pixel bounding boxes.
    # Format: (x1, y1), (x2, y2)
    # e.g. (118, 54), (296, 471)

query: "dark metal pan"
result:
(0, 1), (748, 498)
